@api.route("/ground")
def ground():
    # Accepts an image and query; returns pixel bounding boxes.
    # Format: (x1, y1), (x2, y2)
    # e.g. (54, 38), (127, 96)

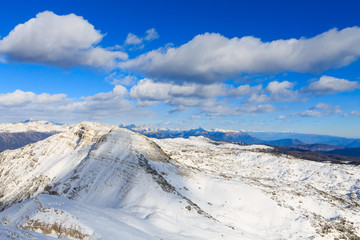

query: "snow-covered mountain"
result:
(0, 120), (70, 152)
(120, 124), (360, 158)
(120, 123), (360, 147)
(119, 123), (262, 144)
(0, 122), (359, 239)
(0, 120), (70, 133)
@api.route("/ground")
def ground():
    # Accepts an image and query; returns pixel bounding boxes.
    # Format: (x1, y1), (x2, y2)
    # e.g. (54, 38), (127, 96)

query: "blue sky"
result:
(0, 0), (360, 137)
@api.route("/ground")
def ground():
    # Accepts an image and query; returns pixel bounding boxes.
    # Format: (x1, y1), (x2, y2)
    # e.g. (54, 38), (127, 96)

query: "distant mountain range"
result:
(120, 123), (360, 146)
(248, 131), (360, 147)
(120, 124), (360, 157)
(124, 127), (262, 144)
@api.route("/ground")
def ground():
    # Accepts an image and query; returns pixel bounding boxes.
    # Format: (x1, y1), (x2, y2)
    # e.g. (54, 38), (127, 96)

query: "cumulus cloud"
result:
(145, 28), (159, 41)
(230, 80), (297, 103)
(120, 27), (360, 83)
(304, 75), (360, 95)
(129, 79), (226, 106)
(128, 78), (277, 116)
(124, 28), (159, 48)
(0, 11), (127, 69)
(282, 103), (344, 119)
(0, 90), (67, 107)
(245, 92), (270, 104)
(266, 81), (293, 96)
(0, 87), (151, 122)
(313, 103), (343, 113)
(229, 84), (262, 96)
(125, 33), (143, 45)
(265, 81), (298, 102)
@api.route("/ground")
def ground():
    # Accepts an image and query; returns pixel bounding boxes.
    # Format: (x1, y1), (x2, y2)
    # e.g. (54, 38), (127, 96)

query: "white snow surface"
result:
(0, 122), (359, 239)
(0, 120), (70, 133)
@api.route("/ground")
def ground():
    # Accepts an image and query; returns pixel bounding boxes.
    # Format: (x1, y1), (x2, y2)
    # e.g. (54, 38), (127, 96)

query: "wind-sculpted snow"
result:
(0, 122), (359, 239)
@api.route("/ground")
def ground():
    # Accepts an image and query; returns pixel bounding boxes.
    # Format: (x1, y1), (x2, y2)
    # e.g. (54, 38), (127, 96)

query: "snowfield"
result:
(0, 122), (359, 239)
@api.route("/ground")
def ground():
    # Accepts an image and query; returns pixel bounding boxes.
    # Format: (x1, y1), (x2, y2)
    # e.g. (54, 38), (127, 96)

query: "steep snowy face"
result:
(0, 120), (70, 133)
(0, 122), (169, 209)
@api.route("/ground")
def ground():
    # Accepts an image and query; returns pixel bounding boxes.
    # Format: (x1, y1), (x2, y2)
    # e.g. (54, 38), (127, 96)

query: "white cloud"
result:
(145, 28), (159, 41)
(125, 33), (143, 45)
(230, 80), (297, 103)
(124, 28), (159, 48)
(0, 11), (127, 69)
(129, 79), (226, 106)
(245, 92), (269, 104)
(266, 81), (293, 95)
(304, 75), (360, 95)
(265, 81), (297, 102)
(128, 79), (277, 116)
(105, 72), (138, 86)
(0, 82), (280, 121)
(0, 87), (151, 122)
(130, 79), (172, 103)
(282, 103), (344, 119)
(311, 103), (344, 115)
(229, 84), (262, 96)
(244, 104), (276, 114)
(81, 85), (127, 102)
(120, 27), (360, 83)
(128, 79), (275, 116)
(0, 90), (66, 107)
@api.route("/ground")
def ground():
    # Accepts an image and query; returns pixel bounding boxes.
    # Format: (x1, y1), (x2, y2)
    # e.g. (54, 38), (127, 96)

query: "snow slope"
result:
(0, 122), (359, 239)
(153, 137), (360, 239)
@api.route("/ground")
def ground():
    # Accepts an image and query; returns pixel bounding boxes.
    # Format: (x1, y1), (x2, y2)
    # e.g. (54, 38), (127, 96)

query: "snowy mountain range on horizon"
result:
(119, 123), (360, 148)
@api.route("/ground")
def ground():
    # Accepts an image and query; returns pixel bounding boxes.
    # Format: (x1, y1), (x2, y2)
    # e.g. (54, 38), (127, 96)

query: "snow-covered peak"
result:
(211, 128), (242, 133)
(0, 120), (70, 133)
(0, 121), (169, 208)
